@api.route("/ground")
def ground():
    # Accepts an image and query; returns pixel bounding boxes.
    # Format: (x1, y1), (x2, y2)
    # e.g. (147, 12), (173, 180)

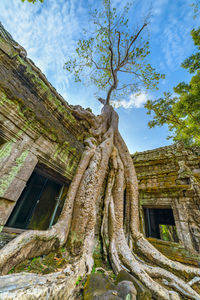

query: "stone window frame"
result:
(3, 162), (70, 233)
(140, 204), (180, 243)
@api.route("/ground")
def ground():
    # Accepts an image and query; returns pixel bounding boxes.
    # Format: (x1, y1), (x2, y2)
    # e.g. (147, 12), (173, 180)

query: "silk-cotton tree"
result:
(1, 1), (200, 299)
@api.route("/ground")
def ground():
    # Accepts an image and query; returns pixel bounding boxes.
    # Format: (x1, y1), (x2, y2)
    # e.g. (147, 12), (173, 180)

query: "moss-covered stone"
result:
(83, 273), (137, 300)
(0, 141), (13, 163)
(133, 143), (200, 259)
(116, 270), (152, 300)
(83, 273), (116, 300)
(0, 149), (29, 197)
(147, 238), (200, 267)
(9, 247), (69, 275)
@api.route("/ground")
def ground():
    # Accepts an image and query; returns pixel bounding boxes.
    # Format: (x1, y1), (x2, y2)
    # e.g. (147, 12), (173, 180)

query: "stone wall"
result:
(0, 22), (90, 227)
(133, 143), (200, 264)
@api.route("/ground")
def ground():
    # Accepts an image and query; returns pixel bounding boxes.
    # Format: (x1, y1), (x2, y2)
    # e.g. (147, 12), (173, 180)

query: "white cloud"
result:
(158, 2), (198, 70)
(0, 0), (90, 105)
(113, 92), (149, 109)
(0, 0), (197, 114)
(152, 0), (169, 16)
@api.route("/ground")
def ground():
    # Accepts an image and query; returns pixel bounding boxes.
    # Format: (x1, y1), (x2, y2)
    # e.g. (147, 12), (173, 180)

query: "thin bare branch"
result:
(119, 69), (139, 75)
(120, 23), (147, 68)
(91, 58), (109, 71)
(117, 31), (121, 66)
(102, 76), (112, 88)
(116, 83), (136, 91)
(118, 69), (143, 83)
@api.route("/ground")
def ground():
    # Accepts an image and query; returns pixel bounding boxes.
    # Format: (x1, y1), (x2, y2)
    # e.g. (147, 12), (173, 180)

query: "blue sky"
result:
(0, 0), (198, 153)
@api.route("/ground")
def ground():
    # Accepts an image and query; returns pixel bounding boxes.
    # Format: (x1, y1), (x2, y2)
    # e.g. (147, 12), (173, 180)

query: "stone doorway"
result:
(143, 207), (179, 242)
(5, 169), (68, 230)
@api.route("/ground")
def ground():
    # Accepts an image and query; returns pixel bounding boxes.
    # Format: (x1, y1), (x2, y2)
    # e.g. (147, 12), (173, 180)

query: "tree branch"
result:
(116, 83), (135, 91)
(102, 76), (112, 88)
(117, 31), (121, 66)
(119, 68), (142, 79)
(120, 23), (147, 68)
(91, 58), (109, 71)
(106, 45), (118, 104)
(105, 22), (147, 104)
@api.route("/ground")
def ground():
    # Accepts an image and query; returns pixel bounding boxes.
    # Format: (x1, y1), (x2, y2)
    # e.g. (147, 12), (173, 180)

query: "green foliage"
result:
(76, 275), (83, 285)
(9, 249), (69, 275)
(182, 28), (200, 73)
(76, 275), (86, 287)
(65, 0), (164, 103)
(145, 27), (200, 146)
(8, 267), (15, 274)
(191, 0), (200, 19)
(159, 224), (179, 242)
(21, 0), (43, 3)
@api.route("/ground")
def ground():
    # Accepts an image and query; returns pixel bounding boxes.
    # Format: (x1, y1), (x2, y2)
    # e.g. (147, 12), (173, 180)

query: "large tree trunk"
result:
(0, 104), (200, 300)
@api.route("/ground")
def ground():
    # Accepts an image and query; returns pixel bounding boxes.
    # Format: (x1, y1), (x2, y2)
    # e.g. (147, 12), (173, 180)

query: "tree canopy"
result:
(145, 27), (200, 146)
(65, 0), (164, 105)
(21, 0), (43, 3)
(191, 0), (200, 19)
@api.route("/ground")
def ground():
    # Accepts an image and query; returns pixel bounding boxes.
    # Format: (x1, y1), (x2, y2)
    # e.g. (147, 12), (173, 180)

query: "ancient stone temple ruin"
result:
(133, 145), (200, 265)
(0, 20), (200, 280)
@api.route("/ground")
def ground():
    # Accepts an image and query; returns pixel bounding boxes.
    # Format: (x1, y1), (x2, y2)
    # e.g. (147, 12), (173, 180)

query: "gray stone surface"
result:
(117, 281), (137, 299)
(83, 273), (137, 300)
(0, 232), (17, 249)
(116, 270), (152, 300)
(133, 143), (200, 255)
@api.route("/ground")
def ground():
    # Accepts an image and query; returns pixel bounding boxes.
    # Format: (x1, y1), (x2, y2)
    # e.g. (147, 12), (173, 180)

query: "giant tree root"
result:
(0, 234), (94, 299)
(0, 104), (200, 299)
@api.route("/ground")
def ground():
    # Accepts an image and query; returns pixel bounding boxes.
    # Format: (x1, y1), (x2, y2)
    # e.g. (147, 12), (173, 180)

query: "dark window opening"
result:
(6, 169), (69, 230)
(144, 208), (179, 242)
(183, 178), (190, 185)
(0, 135), (6, 147)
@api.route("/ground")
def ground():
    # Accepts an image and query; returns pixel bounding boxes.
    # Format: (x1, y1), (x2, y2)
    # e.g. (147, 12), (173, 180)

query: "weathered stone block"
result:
(15, 152), (38, 182)
(83, 273), (137, 300)
(116, 270), (151, 300)
(2, 178), (26, 202)
(0, 198), (15, 225)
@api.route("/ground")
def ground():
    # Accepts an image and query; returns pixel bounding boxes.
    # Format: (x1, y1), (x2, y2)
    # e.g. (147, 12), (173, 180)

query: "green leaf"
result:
(64, 0), (164, 103)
